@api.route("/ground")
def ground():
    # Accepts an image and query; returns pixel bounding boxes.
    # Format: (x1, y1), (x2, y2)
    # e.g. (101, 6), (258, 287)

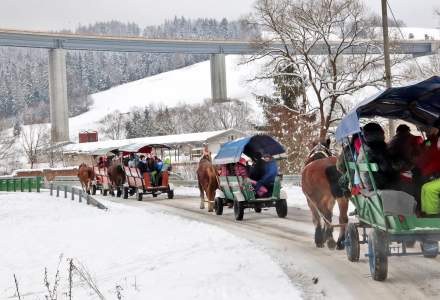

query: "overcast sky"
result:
(0, 0), (438, 31)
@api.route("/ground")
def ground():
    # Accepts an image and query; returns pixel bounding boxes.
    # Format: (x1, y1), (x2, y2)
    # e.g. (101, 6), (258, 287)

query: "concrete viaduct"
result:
(0, 29), (438, 142)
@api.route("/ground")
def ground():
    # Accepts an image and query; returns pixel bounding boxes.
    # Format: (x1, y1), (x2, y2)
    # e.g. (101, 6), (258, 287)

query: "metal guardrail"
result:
(0, 176), (43, 192)
(48, 183), (107, 210)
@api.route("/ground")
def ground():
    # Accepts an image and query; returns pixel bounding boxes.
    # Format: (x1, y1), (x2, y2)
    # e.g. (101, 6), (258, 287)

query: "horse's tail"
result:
(117, 165), (126, 184)
(324, 165), (344, 198)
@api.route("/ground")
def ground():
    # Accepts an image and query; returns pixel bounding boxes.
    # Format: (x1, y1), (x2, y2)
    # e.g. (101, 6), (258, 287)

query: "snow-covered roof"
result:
(63, 129), (243, 154)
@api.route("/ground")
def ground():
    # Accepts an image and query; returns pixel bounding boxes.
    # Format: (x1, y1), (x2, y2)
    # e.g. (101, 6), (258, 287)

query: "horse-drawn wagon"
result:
(119, 143), (174, 201)
(90, 147), (118, 196)
(335, 76), (440, 281)
(213, 135), (288, 221)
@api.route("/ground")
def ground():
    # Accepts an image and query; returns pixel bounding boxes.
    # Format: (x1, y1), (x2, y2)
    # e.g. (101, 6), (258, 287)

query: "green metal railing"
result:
(0, 177), (43, 192)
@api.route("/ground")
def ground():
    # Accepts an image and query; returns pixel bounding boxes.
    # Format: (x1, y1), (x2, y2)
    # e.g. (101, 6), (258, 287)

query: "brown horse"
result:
(107, 162), (126, 197)
(197, 152), (218, 212)
(301, 142), (349, 250)
(78, 163), (95, 194)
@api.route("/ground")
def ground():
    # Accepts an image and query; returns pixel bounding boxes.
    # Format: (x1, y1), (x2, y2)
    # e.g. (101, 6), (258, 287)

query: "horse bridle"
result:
(308, 143), (333, 159)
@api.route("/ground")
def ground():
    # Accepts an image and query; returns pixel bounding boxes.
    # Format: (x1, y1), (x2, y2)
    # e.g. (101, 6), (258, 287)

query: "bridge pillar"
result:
(48, 48), (69, 143)
(210, 54), (228, 102)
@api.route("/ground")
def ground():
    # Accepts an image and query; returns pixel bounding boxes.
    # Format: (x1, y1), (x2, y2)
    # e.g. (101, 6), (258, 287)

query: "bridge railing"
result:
(0, 176), (43, 192)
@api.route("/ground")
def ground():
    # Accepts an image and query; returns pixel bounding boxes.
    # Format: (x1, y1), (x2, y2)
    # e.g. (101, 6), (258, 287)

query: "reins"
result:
(307, 197), (347, 228)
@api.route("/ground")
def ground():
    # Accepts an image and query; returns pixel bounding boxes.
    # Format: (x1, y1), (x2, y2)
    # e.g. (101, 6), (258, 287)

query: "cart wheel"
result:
(345, 223), (360, 262)
(234, 200), (244, 221)
(254, 207), (262, 213)
(167, 190), (174, 199)
(103, 189), (108, 196)
(129, 188), (136, 196)
(405, 240), (416, 248)
(421, 241), (438, 258)
(215, 198), (223, 215)
(116, 188), (122, 198)
(368, 229), (388, 281)
(91, 185), (97, 195)
(137, 192), (143, 201)
(123, 187), (129, 199)
(152, 193), (158, 198)
(276, 199), (288, 218)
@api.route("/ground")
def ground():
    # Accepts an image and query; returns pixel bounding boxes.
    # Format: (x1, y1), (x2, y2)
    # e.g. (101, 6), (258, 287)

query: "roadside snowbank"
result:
(0, 192), (302, 300)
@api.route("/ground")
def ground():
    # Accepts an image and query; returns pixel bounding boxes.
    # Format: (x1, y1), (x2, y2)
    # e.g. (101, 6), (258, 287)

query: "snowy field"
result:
(0, 192), (302, 300)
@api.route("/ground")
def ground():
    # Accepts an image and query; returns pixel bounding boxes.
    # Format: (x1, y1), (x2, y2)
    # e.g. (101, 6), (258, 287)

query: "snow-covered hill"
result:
(70, 55), (273, 140)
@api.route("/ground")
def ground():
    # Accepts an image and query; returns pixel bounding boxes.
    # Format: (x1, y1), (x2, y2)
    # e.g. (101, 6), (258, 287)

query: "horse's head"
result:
(200, 152), (212, 162)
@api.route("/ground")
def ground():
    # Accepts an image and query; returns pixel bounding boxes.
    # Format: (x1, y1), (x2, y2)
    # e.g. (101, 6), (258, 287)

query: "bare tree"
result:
(210, 99), (255, 131)
(20, 124), (49, 168)
(0, 120), (15, 161)
(249, 0), (398, 138)
(98, 110), (128, 140)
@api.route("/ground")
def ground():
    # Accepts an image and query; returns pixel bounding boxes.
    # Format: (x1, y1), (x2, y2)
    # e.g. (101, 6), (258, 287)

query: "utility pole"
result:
(381, 0), (395, 137)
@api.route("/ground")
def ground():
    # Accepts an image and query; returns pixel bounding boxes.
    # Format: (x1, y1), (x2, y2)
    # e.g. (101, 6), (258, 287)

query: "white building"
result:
(62, 129), (246, 166)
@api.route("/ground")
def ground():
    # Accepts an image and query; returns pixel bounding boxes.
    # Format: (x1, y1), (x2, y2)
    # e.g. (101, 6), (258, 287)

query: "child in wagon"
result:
(235, 156), (271, 197)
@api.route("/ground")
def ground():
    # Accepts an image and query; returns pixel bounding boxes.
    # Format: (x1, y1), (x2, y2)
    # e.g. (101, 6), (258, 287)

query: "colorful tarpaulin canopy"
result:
(335, 76), (440, 142)
(213, 134), (285, 165)
(118, 143), (171, 153)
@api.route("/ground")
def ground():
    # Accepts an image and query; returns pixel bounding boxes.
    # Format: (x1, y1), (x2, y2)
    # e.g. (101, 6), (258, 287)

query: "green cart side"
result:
(213, 134), (287, 221)
(215, 175), (287, 220)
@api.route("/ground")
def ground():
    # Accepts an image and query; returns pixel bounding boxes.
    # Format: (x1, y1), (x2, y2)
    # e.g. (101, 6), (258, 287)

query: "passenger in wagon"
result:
(137, 155), (149, 175)
(388, 124), (422, 172)
(357, 122), (399, 190)
(253, 154), (278, 197)
(97, 156), (107, 168)
(416, 127), (440, 216)
(250, 152), (265, 182)
(234, 157), (249, 177)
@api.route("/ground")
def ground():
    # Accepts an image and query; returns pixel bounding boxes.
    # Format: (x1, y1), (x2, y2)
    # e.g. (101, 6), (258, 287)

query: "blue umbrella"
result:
(213, 134), (285, 164)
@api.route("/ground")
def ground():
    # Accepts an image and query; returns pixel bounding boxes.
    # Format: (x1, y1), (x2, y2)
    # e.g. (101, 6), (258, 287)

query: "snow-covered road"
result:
(110, 187), (440, 300)
(0, 191), (301, 300)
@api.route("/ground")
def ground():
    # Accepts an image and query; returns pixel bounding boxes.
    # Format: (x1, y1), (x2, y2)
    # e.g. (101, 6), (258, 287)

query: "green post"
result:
(6, 179), (10, 192)
(20, 178), (24, 192)
(13, 179), (16, 192)
(28, 178), (32, 192)
(36, 177), (41, 193)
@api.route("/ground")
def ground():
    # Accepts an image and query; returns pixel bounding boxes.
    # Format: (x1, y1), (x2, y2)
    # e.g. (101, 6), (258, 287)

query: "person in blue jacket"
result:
(254, 154), (278, 196)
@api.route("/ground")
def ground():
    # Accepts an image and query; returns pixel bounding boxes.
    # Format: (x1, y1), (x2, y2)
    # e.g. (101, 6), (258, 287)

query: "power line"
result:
(386, 0), (425, 75)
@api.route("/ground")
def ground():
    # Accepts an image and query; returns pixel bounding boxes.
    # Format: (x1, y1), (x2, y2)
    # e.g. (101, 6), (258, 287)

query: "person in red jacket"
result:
(417, 128), (440, 216)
